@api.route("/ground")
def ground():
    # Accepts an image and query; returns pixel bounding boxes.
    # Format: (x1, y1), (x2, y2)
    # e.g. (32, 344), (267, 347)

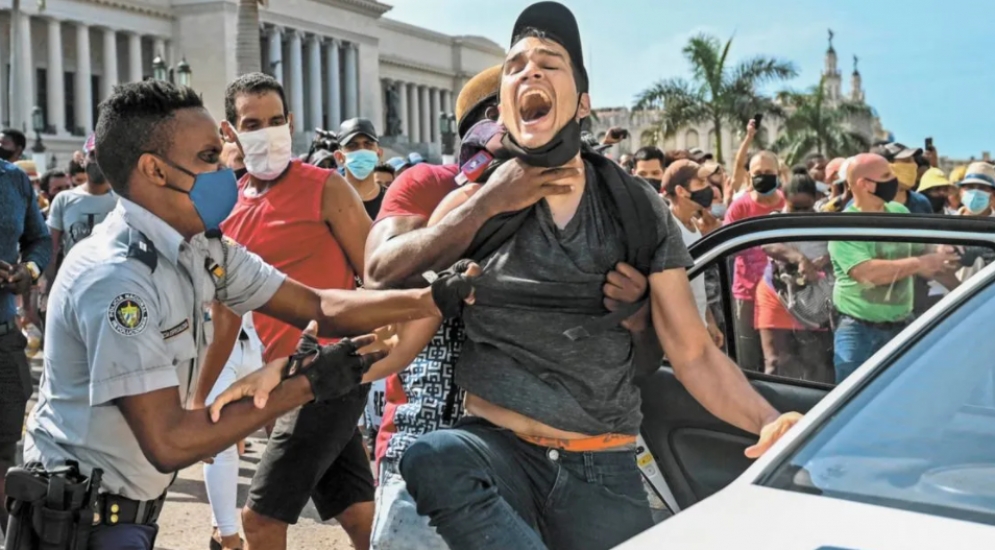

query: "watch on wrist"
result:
(24, 261), (40, 282)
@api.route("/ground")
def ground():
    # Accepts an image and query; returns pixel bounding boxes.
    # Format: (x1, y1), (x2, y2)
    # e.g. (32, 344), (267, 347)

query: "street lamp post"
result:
(31, 105), (47, 168)
(152, 53), (193, 87)
(439, 112), (457, 165)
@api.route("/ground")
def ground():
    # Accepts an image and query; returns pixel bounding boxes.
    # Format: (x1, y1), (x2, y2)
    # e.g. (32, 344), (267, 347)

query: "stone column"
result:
(15, 12), (35, 131)
(127, 32), (143, 82)
(75, 23), (93, 134)
(442, 89), (453, 115)
(343, 42), (358, 119)
(153, 37), (166, 61)
(429, 87), (440, 143)
(324, 38), (341, 128)
(419, 85), (430, 144)
(407, 83), (419, 144)
(46, 18), (65, 134)
(101, 28), (118, 101)
(397, 81), (409, 140)
(306, 34), (322, 130)
(287, 30), (304, 122)
(266, 26), (283, 84)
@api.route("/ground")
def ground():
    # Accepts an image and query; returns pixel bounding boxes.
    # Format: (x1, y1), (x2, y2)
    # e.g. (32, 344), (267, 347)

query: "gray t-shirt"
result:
(47, 187), (118, 254)
(459, 162), (692, 435)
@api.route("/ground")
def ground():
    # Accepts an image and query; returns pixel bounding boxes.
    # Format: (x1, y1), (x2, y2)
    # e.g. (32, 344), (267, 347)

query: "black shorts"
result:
(246, 384), (374, 524)
(0, 330), (32, 444)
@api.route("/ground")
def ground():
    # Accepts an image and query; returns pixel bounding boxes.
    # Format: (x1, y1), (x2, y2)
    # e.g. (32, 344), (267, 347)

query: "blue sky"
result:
(386, 0), (994, 160)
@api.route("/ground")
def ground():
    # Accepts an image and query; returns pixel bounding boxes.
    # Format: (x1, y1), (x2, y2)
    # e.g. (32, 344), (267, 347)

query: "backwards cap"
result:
(510, 1), (589, 93)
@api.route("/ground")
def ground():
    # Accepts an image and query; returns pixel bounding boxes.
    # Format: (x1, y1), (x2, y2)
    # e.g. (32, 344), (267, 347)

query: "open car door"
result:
(637, 213), (995, 515)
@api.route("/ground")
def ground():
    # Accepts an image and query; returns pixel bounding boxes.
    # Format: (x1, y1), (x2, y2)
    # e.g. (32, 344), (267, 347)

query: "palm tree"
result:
(633, 34), (796, 163)
(236, 0), (263, 75)
(771, 79), (873, 166)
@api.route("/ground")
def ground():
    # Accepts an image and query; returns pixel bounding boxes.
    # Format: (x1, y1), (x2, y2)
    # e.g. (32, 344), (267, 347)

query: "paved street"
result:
(23, 355), (355, 549)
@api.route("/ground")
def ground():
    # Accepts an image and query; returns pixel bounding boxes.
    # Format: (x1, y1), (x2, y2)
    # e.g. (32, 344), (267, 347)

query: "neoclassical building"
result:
(0, 0), (504, 166)
(591, 40), (890, 165)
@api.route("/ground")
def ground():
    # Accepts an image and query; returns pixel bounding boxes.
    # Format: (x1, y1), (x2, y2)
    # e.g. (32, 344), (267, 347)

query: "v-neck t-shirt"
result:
(457, 161), (692, 436)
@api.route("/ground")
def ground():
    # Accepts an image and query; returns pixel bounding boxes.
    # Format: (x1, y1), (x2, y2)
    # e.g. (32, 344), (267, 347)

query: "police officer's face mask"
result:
(156, 156), (239, 232)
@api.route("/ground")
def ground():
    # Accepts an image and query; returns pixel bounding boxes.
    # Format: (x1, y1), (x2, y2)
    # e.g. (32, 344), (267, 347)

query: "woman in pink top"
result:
(723, 151), (784, 372)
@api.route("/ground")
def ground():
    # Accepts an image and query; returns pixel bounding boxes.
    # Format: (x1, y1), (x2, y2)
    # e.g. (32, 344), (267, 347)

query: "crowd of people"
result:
(0, 1), (988, 550)
(622, 119), (987, 386)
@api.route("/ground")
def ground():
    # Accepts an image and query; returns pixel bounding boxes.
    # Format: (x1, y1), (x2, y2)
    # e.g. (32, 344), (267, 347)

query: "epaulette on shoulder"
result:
(126, 228), (157, 273)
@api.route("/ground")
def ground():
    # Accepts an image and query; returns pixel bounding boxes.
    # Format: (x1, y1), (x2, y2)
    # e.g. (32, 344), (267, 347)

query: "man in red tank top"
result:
(198, 73), (376, 550)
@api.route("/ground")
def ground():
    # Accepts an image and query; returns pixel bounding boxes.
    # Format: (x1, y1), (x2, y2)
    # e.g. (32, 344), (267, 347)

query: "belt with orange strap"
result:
(515, 433), (637, 453)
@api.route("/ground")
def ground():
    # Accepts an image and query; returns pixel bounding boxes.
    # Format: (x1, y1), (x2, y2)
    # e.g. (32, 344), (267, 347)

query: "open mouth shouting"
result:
(518, 89), (554, 127)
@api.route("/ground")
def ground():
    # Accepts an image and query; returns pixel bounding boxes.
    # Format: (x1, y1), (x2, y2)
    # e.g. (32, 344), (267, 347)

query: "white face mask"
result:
(238, 124), (293, 181)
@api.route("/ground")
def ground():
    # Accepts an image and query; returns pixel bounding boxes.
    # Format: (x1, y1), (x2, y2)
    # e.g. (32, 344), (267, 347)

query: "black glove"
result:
(425, 259), (476, 318)
(284, 332), (375, 403)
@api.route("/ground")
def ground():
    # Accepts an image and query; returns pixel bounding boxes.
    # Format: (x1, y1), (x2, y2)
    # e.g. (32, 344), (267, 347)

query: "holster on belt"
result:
(3, 460), (101, 550)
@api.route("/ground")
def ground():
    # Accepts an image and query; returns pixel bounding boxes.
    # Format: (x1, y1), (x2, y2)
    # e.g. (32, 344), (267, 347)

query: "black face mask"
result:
(234, 167), (248, 181)
(870, 178), (900, 203)
(752, 174), (779, 195)
(0, 147), (17, 161)
(500, 104), (582, 168)
(925, 192), (948, 213)
(85, 161), (107, 186)
(689, 186), (714, 210)
(644, 178), (662, 193)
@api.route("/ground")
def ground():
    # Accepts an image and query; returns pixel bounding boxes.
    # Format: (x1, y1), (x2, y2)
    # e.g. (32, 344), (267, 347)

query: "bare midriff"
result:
(465, 393), (636, 451)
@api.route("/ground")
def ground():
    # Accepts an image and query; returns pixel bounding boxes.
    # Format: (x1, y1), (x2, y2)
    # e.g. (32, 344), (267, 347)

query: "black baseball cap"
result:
(338, 118), (379, 146)
(871, 142), (922, 163)
(510, 1), (589, 93)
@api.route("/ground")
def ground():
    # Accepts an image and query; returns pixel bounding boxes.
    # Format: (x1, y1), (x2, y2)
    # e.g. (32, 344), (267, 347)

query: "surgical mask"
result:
(962, 189), (991, 215)
(344, 150), (379, 180)
(158, 156), (239, 232)
(689, 187), (714, 210)
(890, 162), (918, 189)
(644, 177), (662, 193)
(752, 174), (779, 195)
(870, 177), (899, 203)
(710, 202), (728, 219)
(0, 147), (16, 161)
(815, 181), (830, 194)
(501, 100), (582, 168)
(238, 124), (293, 181)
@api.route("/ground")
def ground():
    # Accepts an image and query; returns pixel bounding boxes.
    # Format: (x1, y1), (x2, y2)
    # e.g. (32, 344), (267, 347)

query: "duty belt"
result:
(93, 492), (166, 527)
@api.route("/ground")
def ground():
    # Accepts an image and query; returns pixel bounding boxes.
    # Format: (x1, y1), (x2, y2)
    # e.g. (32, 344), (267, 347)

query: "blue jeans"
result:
(399, 417), (653, 550)
(833, 315), (907, 383)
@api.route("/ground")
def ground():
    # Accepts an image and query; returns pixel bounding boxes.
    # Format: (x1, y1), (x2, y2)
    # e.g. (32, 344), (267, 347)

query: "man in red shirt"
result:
(724, 150), (785, 372)
(198, 72), (375, 550)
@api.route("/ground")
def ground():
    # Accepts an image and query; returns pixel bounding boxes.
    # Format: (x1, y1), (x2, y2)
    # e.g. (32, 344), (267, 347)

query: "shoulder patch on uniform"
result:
(161, 319), (190, 340)
(107, 293), (150, 336)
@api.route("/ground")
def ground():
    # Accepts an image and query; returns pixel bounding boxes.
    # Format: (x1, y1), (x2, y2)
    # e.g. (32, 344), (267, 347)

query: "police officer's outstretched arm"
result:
(216, 235), (451, 338)
(72, 264), (363, 473)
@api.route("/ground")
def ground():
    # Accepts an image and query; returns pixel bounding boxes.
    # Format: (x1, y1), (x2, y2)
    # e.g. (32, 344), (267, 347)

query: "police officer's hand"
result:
(427, 260), (480, 318)
(290, 326), (386, 403)
(603, 262), (649, 333)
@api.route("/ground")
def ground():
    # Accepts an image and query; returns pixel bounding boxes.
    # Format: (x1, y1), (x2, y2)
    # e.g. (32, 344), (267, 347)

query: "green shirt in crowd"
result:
(829, 202), (924, 323)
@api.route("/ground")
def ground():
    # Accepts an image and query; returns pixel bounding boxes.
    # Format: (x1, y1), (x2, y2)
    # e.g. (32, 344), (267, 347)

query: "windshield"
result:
(763, 275), (995, 525)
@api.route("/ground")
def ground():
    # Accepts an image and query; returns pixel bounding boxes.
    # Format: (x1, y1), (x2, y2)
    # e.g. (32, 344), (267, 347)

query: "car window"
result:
(761, 274), (995, 524)
(695, 238), (995, 386)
